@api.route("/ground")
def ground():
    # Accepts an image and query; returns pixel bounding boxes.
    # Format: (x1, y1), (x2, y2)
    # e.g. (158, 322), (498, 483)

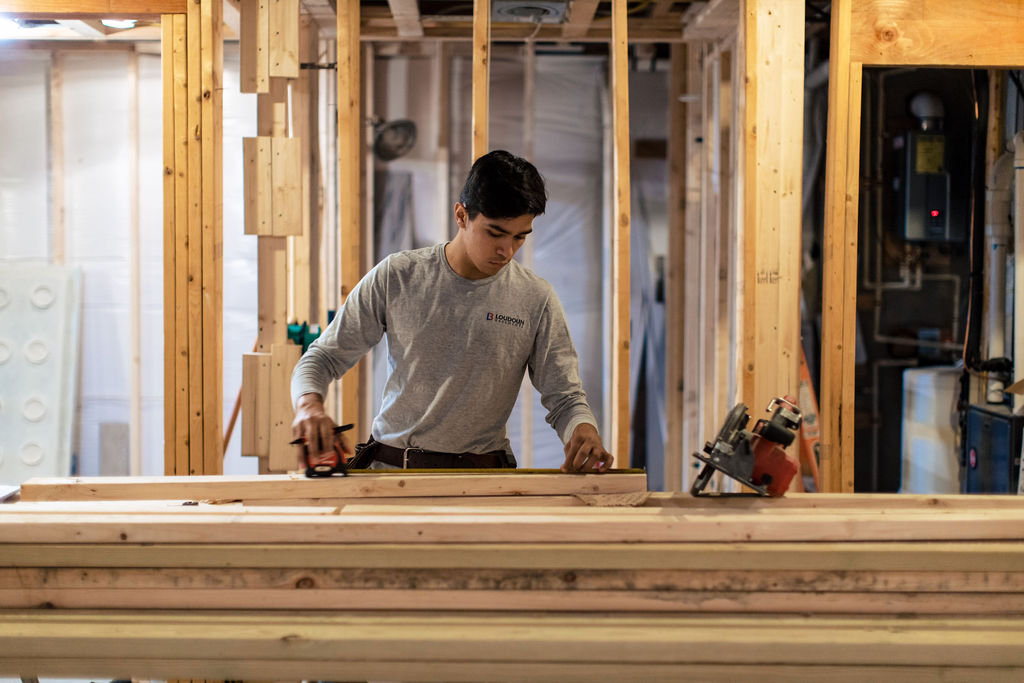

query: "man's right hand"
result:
(291, 393), (346, 468)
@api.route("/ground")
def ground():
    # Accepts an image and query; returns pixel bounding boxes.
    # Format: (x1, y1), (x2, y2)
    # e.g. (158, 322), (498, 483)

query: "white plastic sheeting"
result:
(0, 45), (259, 476)
(0, 52), (50, 259)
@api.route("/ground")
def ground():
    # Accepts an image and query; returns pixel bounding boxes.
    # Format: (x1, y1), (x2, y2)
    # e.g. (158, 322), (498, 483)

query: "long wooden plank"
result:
(7, 566), (1023, 594)
(471, 0), (490, 159)
(739, 0), (803, 438)
(0, 0), (186, 14)
(5, 542), (1023, 571)
(820, 0), (858, 492)
(8, 660), (1022, 683)
(850, 0), (1024, 67)
(161, 16), (176, 477)
(19, 472), (648, 502)
(3, 510), (1024, 544)
(8, 587), (1024, 615)
(1, 611), (1022, 667)
(201, 0), (224, 476)
(664, 45), (687, 492)
(171, 12), (189, 476)
(609, 0), (631, 462)
(186, 0), (204, 475)
(338, 0), (365, 445)
(680, 42), (703, 490)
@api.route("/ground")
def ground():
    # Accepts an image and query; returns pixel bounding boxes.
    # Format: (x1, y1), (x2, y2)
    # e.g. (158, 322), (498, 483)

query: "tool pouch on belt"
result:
(345, 440), (377, 470)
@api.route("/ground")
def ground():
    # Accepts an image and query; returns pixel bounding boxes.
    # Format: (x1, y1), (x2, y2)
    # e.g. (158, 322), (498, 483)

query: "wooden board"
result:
(267, 0), (298, 78)
(3, 509), (1024, 544)
(337, 0), (365, 445)
(820, 0), (861, 492)
(5, 540), (1023, 571)
(160, 2), (222, 476)
(19, 472), (649, 502)
(471, 0), (489, 158)
(239, 0), (268, 93)
(609, 0), (631, 462)
(739, 0), (803, 440)
(268, 343), (302, 471)
(850, 0), (1024, 67)
(1, 611), (1022, 677)
(664, 44), (687, 492)
(242, 136), (272, 235)
(271, 136), (302, 236)
(240, 352), (270, 457)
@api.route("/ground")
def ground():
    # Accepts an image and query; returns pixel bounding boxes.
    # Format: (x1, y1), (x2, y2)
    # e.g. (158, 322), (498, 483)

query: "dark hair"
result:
(458, 150), (547, 219)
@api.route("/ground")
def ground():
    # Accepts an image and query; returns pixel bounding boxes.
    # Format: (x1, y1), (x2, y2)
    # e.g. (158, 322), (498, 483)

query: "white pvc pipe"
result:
(1013, 132), (1024, 413)
(985, 151), (1013, 402)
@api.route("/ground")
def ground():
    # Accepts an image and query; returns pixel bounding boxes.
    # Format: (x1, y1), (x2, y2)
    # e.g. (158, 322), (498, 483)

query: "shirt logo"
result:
(486, 311), (525, 328)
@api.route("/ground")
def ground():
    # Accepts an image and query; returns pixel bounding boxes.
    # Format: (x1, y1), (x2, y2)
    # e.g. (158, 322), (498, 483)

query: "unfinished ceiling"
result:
(0, 0), (702, 43)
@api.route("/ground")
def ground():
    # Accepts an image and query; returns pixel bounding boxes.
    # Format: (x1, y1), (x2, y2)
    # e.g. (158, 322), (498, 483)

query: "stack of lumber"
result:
(2, 472), (1024, 681)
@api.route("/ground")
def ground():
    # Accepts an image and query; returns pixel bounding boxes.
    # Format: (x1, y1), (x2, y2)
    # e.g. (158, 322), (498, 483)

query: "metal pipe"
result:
(1013, 132), (1024, 413)
(984, 151), (1014, 401)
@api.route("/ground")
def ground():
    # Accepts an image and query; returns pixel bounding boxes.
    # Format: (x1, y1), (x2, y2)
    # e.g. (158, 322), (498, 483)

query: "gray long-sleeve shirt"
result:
(291, 242), (598, 458)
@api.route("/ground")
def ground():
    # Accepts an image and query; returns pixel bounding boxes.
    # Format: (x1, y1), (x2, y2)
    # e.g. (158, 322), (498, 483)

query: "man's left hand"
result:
(561, 423), (614, 473)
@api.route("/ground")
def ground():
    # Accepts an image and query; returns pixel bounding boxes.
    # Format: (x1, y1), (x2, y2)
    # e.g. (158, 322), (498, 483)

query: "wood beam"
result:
(562, 0), (598, 39)
(338, 0), (366, 445)
(665, 44), (687, 491)
(609, 0), (631, 465)
(160, 0), (223, 476)
(820, 0), (860, 493)
(20, 472), (648, 502)
(472, 0), (490, 159)
(739, 0), (803, 461)
(680, 42), (702, 491)
(0, 0), (186, 16)
(850, 0), (1024, 67)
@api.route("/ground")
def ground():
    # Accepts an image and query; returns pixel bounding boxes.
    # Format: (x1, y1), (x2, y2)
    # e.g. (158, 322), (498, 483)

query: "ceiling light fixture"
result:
(100, 18), (137, 29)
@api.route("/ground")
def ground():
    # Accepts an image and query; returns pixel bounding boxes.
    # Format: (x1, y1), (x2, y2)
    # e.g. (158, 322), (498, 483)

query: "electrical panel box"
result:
(895, 131), (966, 242)
(962, 405), (1023, 493)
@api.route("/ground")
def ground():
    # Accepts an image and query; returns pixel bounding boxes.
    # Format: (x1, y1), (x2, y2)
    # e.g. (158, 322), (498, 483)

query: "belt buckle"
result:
(402, 447), (424, 469)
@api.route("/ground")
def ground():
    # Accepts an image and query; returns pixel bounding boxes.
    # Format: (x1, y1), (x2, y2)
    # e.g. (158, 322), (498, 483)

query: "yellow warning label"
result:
(915, 136), (945, 174)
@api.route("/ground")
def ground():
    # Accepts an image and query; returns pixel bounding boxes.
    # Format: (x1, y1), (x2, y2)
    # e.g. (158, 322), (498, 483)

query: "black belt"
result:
(353, 438), (515, 469)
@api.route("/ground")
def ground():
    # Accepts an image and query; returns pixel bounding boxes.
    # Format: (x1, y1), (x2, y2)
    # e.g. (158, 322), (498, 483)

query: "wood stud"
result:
(161, 0), (223, 476)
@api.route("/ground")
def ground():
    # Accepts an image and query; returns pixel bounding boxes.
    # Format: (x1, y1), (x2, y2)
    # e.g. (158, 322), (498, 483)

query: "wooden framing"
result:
(158, 0), (223, 476)
(609, 0), (631, 462)
(739, 0), (803, 453)
(20, 471), (648, 502)
(2, 2), (222, 478)
(337, 0), (367, 444)
(471, 0), (490, 158)
(562, 0), (599, 40)
(819, 0), (1024, 491)
(3, 488), (1024, 678)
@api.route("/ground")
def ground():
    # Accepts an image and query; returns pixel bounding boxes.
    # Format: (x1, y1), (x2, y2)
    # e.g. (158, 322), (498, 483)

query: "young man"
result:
(291, 150), (613, 473)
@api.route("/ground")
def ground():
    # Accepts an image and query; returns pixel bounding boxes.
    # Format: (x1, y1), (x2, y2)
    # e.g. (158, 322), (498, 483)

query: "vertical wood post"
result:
(610, 0), (631, 463)
(740, 0), (804, 474)
(820, 0), (860, 492)
(338, 0), (366, 444)
(472, 0), (490, 159)
(681, 41), (702, 490)
(161, 0), (223, 475)
(665, 44), (687, 491)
